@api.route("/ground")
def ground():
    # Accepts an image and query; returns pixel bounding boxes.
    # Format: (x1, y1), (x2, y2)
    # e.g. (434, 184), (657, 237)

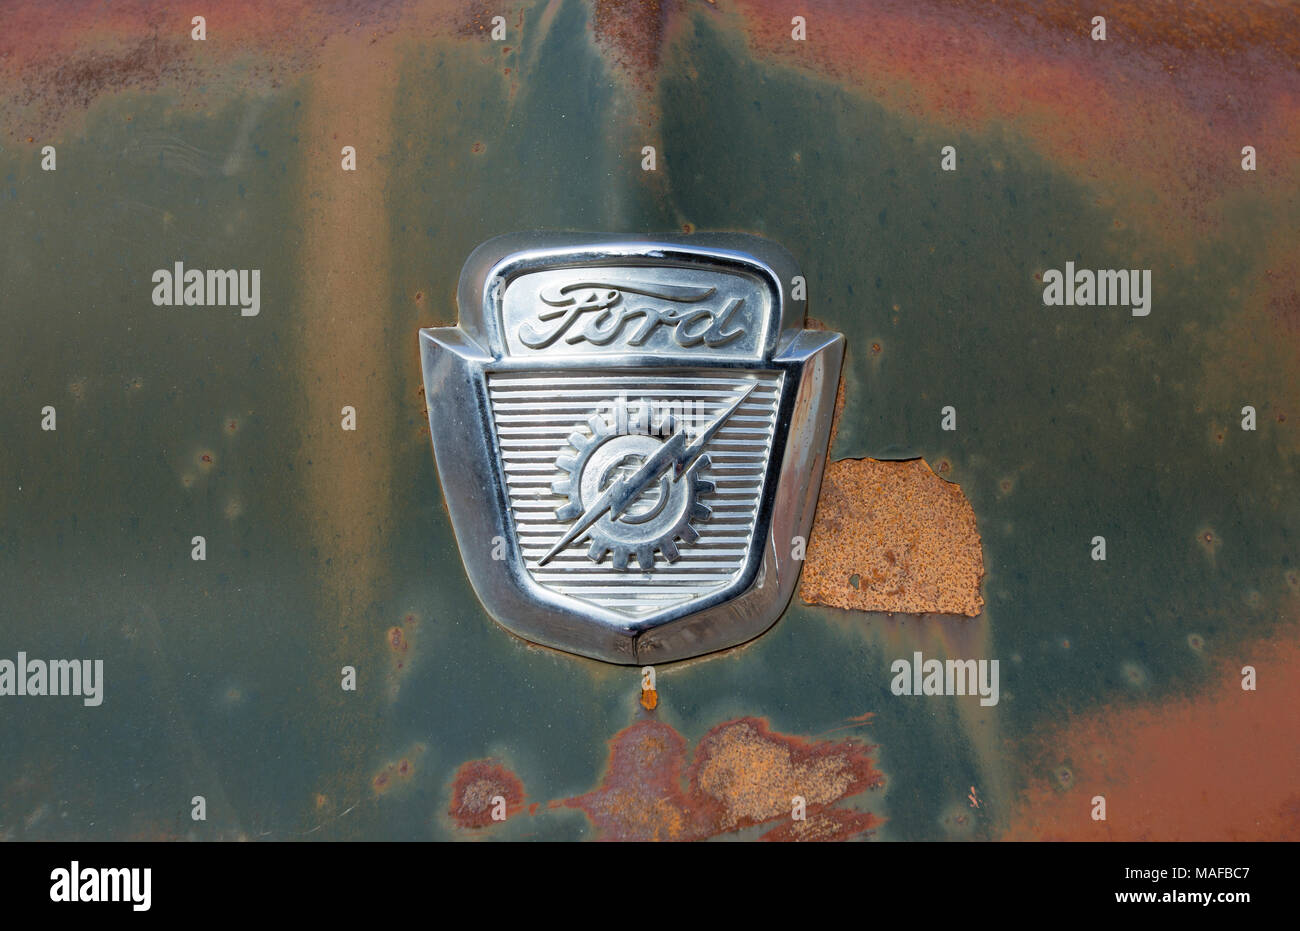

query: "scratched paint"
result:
(0, 0), (1296, 842)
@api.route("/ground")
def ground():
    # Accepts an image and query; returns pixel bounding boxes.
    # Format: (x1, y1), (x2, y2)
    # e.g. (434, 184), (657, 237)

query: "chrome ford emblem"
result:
(420, 233), (844, 664)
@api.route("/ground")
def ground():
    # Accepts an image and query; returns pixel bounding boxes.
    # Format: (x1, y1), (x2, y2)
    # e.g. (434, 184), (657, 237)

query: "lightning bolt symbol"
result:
(537, 382), (758, 567)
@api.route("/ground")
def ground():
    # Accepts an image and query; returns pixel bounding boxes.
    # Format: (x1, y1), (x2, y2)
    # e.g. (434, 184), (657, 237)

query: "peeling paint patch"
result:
(802, 458), (985, 616)
(560, 716), (883, 841)
(691, 717), (882, 830)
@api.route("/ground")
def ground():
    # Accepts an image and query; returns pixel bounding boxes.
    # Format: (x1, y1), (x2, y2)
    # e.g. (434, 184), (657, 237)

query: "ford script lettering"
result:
(517, 280), (748, 349)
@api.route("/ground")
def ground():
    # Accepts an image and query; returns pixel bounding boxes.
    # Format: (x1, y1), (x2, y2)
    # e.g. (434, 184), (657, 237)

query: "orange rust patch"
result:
(449, 759), (526, 829)
(0, 1), (490, 141)
(690, 718), (882, 831)
(801, 458), (985, 616)
(592, 0), (672, 92)
(728, 0), (1300, 255)
(561, 720), (700, 841)
(1004, 631), (1300, 841)
(640, 687), (658, 711)
(760, 807), (882, 842)
(561, 716), (883, 841)
(456, 0), (501, 37)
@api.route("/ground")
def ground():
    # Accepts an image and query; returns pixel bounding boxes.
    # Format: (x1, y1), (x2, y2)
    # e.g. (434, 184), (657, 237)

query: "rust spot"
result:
(558, 720), (695, 841)
(372, 744), (426, 797)
(1121, 661), (1148, 687)
(693, 718), (882, 832)
(560, 717), (883, 841)
(592, 0), (672, 92)
(31, 35), (178, 115)
(802, 458), (985, 616)
(388, 625), (408, 653)
(640, 687), (658, 711)
(457, 1), (499, 37)
(1198, 527), (1222, 557)
(760, 808), (881, 842)
(471, 141), (485, 154)
(449, 759), (526, 829)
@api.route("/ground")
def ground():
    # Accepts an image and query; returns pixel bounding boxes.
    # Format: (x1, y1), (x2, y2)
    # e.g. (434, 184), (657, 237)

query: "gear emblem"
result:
(551, 400), (714, 571)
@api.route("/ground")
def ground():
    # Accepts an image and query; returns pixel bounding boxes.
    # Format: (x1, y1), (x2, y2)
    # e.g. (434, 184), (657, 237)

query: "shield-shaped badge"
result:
(420, 233), (843, 664)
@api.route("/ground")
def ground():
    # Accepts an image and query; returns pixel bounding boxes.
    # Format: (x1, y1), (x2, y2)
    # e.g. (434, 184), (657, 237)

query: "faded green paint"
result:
(1, 0), (1296, 841)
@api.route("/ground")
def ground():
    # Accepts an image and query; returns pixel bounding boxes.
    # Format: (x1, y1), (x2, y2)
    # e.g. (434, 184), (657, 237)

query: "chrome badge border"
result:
(419, 232), (844, 664)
